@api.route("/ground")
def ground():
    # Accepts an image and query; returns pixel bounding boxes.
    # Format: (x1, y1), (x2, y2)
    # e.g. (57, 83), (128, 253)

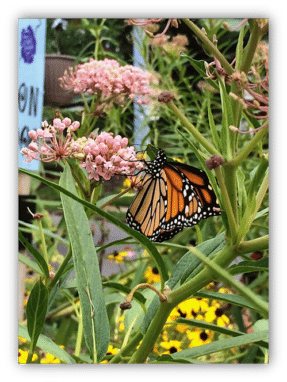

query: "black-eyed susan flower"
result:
(160, 340), (182, 354)
(144, 266), (161, 284)
(205, 303), (230, 327)
(108, 250), (128, 263)
(40, 352), (61, 364)
(187, 328), (214, 347)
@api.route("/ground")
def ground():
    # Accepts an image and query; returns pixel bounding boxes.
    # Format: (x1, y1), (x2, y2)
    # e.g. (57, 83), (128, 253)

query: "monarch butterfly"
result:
(126, 148), (221, 242)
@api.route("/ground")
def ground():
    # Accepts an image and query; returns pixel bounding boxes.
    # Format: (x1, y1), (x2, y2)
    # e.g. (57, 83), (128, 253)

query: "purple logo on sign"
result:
(20, 26), (36, 64)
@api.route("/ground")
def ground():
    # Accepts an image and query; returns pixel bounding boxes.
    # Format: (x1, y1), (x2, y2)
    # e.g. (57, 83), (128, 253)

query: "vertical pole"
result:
(133, 25), (150, 148)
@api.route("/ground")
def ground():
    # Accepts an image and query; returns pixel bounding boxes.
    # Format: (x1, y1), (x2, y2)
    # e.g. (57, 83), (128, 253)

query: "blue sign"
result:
(18, 19), (46, 170)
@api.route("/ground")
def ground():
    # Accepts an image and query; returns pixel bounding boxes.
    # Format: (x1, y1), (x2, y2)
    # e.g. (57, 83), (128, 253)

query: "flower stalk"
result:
(166, 100), (222, 157)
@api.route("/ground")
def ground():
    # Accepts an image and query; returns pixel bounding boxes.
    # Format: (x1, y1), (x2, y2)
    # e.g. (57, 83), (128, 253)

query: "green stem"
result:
(214, 166), (238, 241)
(238, 235), (269, 254)
(182, 19), (234, 76)
(228, 126), (268, 168)
(26, 342), (35, 363)
(38, 219), (49, 267)
(100, 187), (132, 209)
(48, 247), (72, 290)
(221, 164), (239, 224)
(128, 301), (173, 363)
(240, 20), (263, 74)
(166, 101), (221, 156)
(169, 245), (234, 305)
(110, 331), (143, 364)
(74, 309), (83, 357)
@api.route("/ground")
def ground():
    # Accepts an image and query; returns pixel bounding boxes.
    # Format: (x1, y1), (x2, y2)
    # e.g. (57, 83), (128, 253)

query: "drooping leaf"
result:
(60, 164), (110, 362)
(26, 278), (49, 353)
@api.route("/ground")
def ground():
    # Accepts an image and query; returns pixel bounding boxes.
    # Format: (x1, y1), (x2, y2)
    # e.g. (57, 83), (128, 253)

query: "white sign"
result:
(18, 19), (46, 170)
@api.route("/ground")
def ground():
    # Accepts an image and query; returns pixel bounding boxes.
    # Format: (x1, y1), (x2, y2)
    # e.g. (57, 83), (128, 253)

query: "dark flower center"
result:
(200, 331), (208, 341)
(169, 346), (178, 354)
(152, 267), (159, 275)
(177, 308), (186, 318)
(215, 308), (224, 317)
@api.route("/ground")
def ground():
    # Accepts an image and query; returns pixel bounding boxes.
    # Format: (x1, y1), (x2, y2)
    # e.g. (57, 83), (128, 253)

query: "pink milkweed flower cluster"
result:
(21, 118), (145, 182)
(20, 118), (81, 163)
(59, 58), (158, 110)
(78, 131), (145, 181)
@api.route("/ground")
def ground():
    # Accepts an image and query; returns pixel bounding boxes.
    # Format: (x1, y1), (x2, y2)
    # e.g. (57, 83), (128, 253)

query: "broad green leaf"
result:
(19, 324), (76, 363)
(59, 164), (109, 363)
(18, 231), (49, 279)
(26, 278), (49, 353)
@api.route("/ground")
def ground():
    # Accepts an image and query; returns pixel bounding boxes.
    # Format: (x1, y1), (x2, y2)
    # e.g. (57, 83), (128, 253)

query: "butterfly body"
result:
(127, 148), (221, 242)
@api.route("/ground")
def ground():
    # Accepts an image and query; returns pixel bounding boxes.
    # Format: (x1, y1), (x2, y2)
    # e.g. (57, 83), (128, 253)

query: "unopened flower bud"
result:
(206, 155), (224, 170)
(158, 91), (174, 103)
(120, 301), (132, 310)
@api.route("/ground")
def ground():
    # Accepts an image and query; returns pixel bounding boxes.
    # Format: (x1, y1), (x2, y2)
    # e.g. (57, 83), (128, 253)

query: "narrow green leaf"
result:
(18, 231), (49, 279)
(26, 278), (49, 353)
(168, 330), (269, 360)
(180, 53), (220, 92)
(207, 97), (222, 151)
(193, 290), (260, 311)
(18, 252), (42, 275)
(227, 257), (268, 275)
(175, 318), (268, 349)
(237, 192), (257, 243)
(235, 24), (246, 70)
(217, 75), (233, 159)
(59, 164), (109, 363)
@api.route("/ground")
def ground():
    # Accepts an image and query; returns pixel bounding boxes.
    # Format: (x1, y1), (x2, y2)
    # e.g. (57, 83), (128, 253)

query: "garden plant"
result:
(18, 18), (269, 364)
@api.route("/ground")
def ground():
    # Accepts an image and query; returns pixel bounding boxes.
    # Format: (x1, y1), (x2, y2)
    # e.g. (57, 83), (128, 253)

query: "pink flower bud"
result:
(28, 130), (38, 140)
(53, 118), (62, 128)
(113, 142), (121, 152)
(98, 142), (109, 154)
(28, 142), (38, 151)
(70, 121), (80, 131)
(62, 117), (72, 127)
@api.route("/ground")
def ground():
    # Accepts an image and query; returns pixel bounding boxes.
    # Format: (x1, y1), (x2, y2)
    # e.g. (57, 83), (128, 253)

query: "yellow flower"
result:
(119, 315), (125, 332)
(122, 178), (134, 193)
(160, 340), (182, 354)
(108, 250), (128, 263)
(18, 336), (27, 344)
(40, 353), (61, 364)
(167, 307), (180, 323)
(100, 345), (118, 363)
(175, 323), (189, 333)
(144, 266), (161, 284)
(204, 306), (230, 327)
(18, 349), (38, 363)
(187, 329), (214, 347)
(40, 346), (64, 364)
